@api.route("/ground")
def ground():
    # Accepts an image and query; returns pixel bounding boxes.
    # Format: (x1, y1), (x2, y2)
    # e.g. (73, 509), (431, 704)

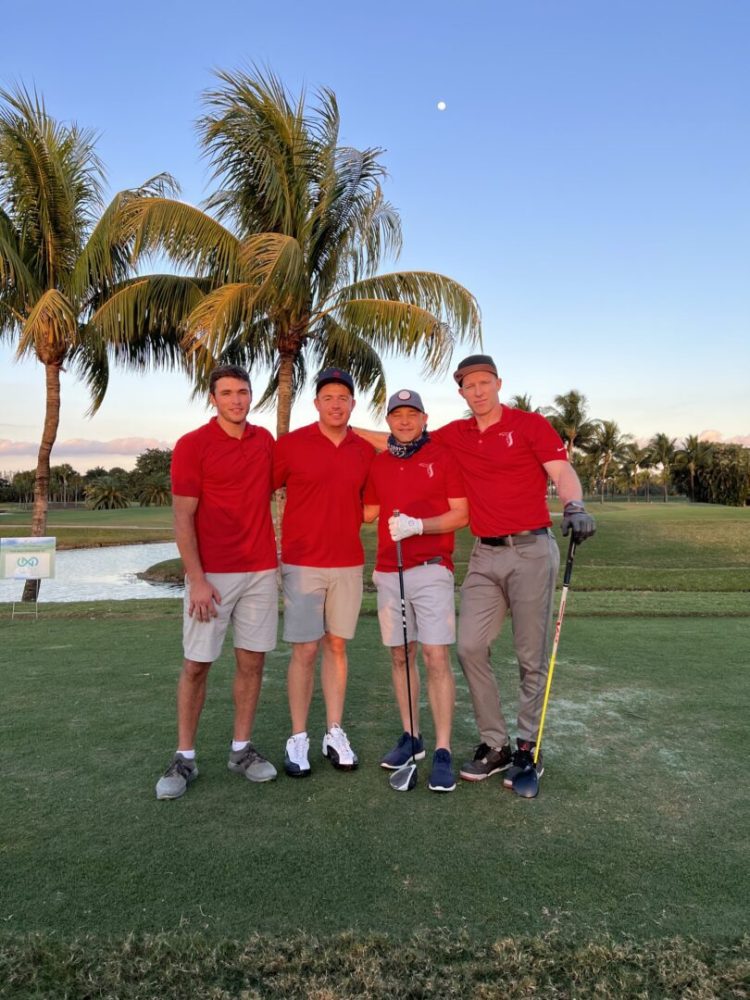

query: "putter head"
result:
(512, 764), (540, 799)
(389, 762), (418, 792)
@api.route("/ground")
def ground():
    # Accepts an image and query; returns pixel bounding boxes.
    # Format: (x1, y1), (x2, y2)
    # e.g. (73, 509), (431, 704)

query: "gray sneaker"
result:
(155, 753), (198, 800)
(228, 743), (277, 783)
(459, 742), (512, 781)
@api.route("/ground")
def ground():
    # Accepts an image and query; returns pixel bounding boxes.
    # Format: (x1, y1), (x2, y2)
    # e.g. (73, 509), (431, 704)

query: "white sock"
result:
(232, 740), (249, 752)
(177, 749), (196, 760)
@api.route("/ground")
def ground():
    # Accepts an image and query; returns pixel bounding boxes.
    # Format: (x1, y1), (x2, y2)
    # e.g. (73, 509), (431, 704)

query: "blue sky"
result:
(1, 0), (748, 472)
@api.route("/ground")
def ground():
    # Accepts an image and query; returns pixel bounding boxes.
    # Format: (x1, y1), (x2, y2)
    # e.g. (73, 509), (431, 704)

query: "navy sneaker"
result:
(428, 748), (456, 792)
(503, 739), (544, 788)
(380, 731), (426, 770)
(459, 742), (512, 781)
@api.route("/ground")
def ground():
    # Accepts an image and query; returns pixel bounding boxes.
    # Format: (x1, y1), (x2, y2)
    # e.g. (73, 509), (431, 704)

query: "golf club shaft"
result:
(394, 512), (417, 762)
(533, 535), (577, 765)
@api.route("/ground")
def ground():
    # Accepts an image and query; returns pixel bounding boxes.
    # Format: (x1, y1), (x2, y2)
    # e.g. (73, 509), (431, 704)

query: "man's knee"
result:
(181, 659), (212, 683)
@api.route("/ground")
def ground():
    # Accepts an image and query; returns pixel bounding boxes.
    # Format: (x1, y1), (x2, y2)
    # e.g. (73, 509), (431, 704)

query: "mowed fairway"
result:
(1, 503), (748, 997)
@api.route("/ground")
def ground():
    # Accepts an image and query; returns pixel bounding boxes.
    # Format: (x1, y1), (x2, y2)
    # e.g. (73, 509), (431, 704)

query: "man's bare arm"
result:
(173, 494), (221, 620)
(352, 426), (388, 451)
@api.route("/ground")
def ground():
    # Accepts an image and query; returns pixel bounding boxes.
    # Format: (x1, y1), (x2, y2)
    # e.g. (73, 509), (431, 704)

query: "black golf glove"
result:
(561, 501), (596, 543)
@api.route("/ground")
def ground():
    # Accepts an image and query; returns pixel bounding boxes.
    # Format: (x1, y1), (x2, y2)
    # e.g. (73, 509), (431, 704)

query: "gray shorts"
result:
(373, 563), (456, 647)
(183, 570), (278, 662)
(281, 564), (364, 642)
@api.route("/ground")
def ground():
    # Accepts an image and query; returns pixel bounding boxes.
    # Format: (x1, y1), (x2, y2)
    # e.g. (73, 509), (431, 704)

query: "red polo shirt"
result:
(171, 417), (277, 573)
(432, 407), (567, 536)
(273, 423), (375, 567)
(364, 439), (465, 572)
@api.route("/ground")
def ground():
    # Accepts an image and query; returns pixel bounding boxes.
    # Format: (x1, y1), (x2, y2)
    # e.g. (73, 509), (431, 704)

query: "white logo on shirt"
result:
(419, 462), (435, 478)
(499, 432), (514, 447)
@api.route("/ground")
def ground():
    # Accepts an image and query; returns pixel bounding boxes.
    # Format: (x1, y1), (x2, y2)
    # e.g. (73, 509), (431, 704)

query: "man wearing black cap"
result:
(357, 355), (595, 789)
(273, 368), (375, 778)
(363, 390), (468, 792)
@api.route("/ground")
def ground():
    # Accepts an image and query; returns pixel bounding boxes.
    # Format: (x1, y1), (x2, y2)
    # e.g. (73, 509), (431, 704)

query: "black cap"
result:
(453, 354), (498, 385)
(315, 367), (354, 394)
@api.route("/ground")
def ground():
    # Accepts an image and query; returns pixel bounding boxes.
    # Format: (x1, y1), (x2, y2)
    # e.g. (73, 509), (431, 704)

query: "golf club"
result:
(513, 534), (577, 798)
(389, 512), (419, 792)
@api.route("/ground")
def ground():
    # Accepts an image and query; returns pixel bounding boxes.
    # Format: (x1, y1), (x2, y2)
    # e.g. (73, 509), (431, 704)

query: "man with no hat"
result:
(273, 368), (375, 778)
(355, 354), (595, 788)
(363, 389), (469, 792)
(155, 365), (278, 800)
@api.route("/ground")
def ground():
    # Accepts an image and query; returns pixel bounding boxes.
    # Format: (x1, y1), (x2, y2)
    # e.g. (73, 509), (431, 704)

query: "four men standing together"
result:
(156, 355), (595, 800)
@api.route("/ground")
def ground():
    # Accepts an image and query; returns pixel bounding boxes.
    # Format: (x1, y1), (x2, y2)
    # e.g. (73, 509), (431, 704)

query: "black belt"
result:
(479, 528), (548, 546)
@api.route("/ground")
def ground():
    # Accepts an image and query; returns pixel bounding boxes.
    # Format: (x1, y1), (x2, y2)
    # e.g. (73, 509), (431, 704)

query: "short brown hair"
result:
(209, 365), (251, 395)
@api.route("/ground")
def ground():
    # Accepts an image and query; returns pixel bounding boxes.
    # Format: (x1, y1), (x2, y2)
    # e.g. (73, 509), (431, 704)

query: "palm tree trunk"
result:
(22, 362), (61, 602)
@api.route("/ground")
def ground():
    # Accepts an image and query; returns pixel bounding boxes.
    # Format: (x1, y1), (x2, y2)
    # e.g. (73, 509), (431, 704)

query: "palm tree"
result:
(543, 390), (598, 460)
(587, 420), (633, 503)
(508, 393), (536, 412)
(137, 477), (171, 507)
(676, 434), (713, 502)
(98, 68), (481, 437)
(648, 433), (678, 502)
(84, 476), (130, 510)
(619, 442), (651, 501)
(0, 87), (181, 599)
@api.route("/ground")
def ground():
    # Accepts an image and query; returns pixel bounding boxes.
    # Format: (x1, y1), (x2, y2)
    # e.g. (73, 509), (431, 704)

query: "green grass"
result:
(0, 505), (173, 548)
(1, 502), (749, 996)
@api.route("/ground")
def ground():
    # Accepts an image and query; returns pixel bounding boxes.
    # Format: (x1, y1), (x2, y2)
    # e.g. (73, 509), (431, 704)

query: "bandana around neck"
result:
(387, 429), (430, 459)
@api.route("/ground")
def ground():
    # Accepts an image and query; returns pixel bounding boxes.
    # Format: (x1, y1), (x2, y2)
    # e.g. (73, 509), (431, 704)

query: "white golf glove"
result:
(388, 513), (423, 541)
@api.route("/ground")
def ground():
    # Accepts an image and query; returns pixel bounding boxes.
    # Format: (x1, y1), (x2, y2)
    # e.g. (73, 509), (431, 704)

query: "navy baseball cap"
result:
(315, 367), (354, 394)
(387, 389), (425, 414)
(453, 354), (498, 385)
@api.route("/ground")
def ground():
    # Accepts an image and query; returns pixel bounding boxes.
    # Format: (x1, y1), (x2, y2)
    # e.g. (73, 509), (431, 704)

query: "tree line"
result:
(511, 390), (749, 507)
(0, 449), (172, 509)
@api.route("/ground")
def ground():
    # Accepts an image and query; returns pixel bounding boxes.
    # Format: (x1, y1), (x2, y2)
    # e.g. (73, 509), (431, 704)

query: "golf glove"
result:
(389, 513), (424, 541)
(561, 502), (596, 543)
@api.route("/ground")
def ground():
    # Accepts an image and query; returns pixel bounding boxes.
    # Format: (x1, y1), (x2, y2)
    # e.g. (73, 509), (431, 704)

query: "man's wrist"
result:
(563, 501), (586, 513)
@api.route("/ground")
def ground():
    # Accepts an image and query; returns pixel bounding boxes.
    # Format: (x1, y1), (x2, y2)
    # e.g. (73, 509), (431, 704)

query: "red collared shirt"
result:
(364, 440), (465, 572)
(171, 417), (277, 573)
(273, 423), (375, 566)
(432, 407), (567, 536)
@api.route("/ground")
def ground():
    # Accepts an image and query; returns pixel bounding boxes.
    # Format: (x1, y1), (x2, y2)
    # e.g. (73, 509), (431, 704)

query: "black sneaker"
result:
(459, 742), (512, 781)
(503, 739), (544, 788)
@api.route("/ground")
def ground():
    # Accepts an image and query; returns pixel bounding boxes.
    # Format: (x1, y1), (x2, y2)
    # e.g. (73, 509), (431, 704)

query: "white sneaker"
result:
(322, 724), (358, 771)
(284, 733), (311, 778)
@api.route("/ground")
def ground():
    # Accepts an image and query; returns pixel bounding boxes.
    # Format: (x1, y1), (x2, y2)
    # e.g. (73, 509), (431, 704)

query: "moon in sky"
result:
(437, 101), (447, 111)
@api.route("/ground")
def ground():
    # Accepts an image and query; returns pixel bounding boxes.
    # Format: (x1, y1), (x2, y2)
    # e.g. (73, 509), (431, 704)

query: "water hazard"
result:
(0, 542), (183, 603)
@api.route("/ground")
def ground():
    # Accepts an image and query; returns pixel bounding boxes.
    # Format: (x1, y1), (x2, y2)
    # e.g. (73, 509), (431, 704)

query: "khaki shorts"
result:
(373, 563), (456, 647)
(183, 570), (278, 662)
(281, 564), (364, 642)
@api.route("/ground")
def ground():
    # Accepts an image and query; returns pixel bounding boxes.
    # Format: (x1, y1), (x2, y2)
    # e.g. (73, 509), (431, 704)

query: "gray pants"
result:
(457, 532), (560, 749)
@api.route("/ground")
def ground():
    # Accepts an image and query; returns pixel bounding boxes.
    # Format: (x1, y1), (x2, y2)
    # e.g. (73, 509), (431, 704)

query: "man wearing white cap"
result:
(363, 389), (468, 792)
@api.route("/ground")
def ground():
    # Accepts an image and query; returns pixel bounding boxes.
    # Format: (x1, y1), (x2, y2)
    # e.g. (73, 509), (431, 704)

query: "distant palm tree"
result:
(648, 433), (678, 502)
(619, 442), (651, 501)
(676, 434), (713, 502)
(85, 476), (130, 510)
(508, 393), (537, 412)
(587, 420), (633, 503)
(0, 87), (180, 599)
(100, 68), (481, 437)
(137, 477), (171, 507)
(544, 390), (598, 460)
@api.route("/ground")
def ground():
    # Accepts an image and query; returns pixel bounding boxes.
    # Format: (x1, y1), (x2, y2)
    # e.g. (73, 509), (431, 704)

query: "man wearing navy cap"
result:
(273, 368), (375, 778)
(363, 390), (468, 792)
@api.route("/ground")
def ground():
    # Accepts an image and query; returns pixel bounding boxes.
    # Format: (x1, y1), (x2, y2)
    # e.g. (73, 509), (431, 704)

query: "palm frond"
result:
(17, 287), (77, 360)
(69, 327), (109, 414)
(310, 316), (387, 412)
(253, 349), (308, 412)
(90, 274), (209, 351)
(119, 197), (241, 279)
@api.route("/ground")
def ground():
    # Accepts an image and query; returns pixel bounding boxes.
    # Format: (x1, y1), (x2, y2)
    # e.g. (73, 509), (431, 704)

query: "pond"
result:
(0, 542), (184, 604)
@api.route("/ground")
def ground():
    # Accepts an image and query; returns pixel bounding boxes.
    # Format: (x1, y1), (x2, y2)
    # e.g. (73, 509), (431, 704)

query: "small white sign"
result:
(0, 537), (56, 580)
